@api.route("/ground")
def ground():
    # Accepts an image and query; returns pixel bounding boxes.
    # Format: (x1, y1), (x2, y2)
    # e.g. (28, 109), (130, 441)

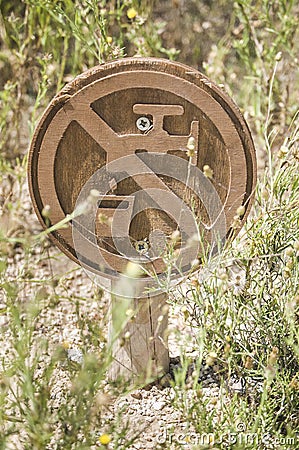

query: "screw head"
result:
(136, 116), (151, 132)
(135, 240), (149, 254)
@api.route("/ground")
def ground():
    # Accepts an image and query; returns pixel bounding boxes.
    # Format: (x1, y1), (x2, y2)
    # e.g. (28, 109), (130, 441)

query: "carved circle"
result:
(28, 57), (256, 287)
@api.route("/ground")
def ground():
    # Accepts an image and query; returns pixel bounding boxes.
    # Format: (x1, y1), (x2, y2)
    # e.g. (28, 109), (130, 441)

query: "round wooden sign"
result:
(28, 58), (256, 292)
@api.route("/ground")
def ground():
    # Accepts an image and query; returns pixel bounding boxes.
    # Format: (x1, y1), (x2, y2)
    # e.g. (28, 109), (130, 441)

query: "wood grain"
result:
(109, 289), (169, 382)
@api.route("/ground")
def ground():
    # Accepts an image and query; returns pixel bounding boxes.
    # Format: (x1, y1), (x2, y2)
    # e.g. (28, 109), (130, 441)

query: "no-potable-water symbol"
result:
(28, 57), (256, 297)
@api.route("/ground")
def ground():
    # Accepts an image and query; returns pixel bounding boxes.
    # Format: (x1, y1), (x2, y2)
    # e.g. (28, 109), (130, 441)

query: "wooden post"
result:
(109, 288), (169, 382)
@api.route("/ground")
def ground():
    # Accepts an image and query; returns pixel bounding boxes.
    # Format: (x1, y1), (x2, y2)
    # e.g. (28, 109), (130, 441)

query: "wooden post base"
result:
(108, 292), (169, 383)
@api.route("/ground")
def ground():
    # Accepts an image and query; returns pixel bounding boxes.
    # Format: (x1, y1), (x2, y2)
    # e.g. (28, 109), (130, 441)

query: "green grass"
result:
(0, 0), (299, 449)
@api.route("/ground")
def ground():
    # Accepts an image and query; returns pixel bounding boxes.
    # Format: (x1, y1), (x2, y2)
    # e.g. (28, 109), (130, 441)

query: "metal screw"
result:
(135, 240), (149, 255)
(136, 116), (151, 132)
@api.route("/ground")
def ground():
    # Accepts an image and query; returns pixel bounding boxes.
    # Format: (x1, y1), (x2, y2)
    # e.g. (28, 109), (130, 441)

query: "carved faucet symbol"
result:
(104, 103), (199, 164)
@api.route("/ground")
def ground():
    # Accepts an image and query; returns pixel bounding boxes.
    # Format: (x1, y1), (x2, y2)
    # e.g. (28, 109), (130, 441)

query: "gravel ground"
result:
(0, 238), (246, 450)
(1, 182), (261, 449)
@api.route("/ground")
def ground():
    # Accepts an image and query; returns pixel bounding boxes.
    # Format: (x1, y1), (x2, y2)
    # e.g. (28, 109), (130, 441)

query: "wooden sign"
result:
(28, 58), (256, 380)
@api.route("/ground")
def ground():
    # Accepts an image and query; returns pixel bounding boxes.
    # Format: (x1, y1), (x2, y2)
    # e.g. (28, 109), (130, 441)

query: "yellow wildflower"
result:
(127, 7), (138, 19)
(98, 434), (111, 445)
